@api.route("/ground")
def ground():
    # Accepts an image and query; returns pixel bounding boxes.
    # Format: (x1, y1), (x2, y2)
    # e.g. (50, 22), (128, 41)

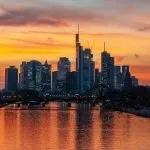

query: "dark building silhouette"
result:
(122, 65), (130, 74)
(66, 71), (77, 93)
(76, 26), (95, 93)
(19, 60), (42, 91)
(110, 57), (114, 89)
(83, 48), (95, 92)
(114, 66), (122, 89)
(19, 61), (28, 89)
(19, 60), (51, 92)
(5, 66), (18, 92)
(122, 65), (132, 89)
(131, 76), (139, 87)
(90, 61), (95, 88)
(101, 43), (114, 89)
(41, 60), (51, 93)
(52, 71), (58, 93)
(95, 68), (100, 85)
(76, 25), (84, 93)
(56, 57), (71, 93)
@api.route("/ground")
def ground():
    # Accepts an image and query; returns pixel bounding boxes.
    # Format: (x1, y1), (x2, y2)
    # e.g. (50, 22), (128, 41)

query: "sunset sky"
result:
(0, 0), (150, 88)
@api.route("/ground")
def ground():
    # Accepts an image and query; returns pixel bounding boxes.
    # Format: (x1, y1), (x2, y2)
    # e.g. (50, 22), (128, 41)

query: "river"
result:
(0, 102), (149, 150)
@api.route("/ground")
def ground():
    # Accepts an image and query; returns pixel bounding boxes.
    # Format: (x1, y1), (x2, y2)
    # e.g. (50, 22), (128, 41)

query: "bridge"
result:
(0, 83), (115, 108)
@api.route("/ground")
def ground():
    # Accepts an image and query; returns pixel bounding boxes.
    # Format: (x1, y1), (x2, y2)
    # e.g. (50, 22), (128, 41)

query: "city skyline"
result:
(0, 34), (143, 89)
(4, 40), (139, 93)
(0, 0), (150, 88)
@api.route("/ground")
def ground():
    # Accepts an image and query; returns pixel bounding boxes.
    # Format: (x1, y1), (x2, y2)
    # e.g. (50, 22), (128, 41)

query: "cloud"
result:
(1, 1), (150, 34)
(0, 2), (142, 30)
(100, 0), (150, 32)
(8, 37), (74, 48)
(138, 26), (150, 32)
(115, 56), (126, 63)
(0, 4), (69, 26)
(134, 54), (140, 59)
(0, 3), (118, 29)
(9, 38), (52, 46)
(27, 31), (74, 35)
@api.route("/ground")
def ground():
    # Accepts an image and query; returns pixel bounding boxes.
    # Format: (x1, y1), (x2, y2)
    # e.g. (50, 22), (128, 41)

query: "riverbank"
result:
(103, 102), (150, 118)
(115, 106), (150, 118)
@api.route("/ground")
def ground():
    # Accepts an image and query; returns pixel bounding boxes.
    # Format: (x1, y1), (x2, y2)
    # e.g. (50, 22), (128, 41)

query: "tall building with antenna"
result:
(101, 42), (114, 89)
(76, 24), (80, 74)
(75, 25), (95, 93)
(76, 25), (84, 93)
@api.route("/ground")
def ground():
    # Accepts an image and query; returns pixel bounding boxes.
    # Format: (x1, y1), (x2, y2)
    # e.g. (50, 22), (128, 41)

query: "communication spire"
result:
(104, 42), (106, 51)
(76, 24), (80, 43)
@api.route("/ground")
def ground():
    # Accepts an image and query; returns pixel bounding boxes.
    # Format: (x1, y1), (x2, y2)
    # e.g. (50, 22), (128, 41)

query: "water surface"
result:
(0, 103), (149, 150)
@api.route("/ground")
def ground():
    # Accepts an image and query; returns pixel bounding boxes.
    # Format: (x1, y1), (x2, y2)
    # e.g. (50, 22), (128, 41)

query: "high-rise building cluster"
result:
(4, 29), (139, 93)
(19, 60), (51, 93)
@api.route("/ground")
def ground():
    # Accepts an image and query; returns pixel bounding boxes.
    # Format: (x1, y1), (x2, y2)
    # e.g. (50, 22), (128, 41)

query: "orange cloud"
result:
(115, 56), (126, 63)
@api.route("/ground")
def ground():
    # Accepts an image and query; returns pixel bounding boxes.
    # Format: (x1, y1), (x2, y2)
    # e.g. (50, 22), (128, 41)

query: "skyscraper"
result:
(75, 26), (95, 93)
(5, 66), (18, 92)
(122, 65), (132, 89)
(76, 24), (80, 75)
(26, 60), (42, 91)
(19, 61), (28, 89)
(66, 71), (77, 93)
(122, 65), (130, 73)
(110, 57), (114, 89)
(101, 43), (114, 89)
(58, 57), (71, 73)
(82, 48), (95, 92)
(52, 71), (58, 93)
(114, 66), (122, 89)
(95, 68), (100, 85)
(90, 61), (95, 88)
(56, 57), (71, 93)
(41, 60), (52, 93)
(76, 25), (84, 93)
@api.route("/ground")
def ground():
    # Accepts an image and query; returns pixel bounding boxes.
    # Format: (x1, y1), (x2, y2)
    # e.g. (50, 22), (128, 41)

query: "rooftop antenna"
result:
(104, 42), (106, 51)
(76, 24), (80, 43)
(78, 24), (80, 35)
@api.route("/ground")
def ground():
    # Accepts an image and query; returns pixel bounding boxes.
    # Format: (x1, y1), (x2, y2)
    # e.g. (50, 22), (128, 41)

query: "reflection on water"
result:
(0, 103), (150, 150)
(100, 109), (114, 150)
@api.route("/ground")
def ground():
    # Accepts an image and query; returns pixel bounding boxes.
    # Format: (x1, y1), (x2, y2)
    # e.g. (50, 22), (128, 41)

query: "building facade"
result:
(5, 66), (18, 92)
(52, 71), (58, 93)
(101, 44), (114, 89)
(131, 76), (139, 87)
(75, 27), (95, 93)
(114, 66), (122, 90)
(95, 68), (100, 85)
(19, 60), (51, 92)
(66, 71), (77, 93)
(122, 65), (132, 89)
(41, 61), (51, 93)
(56, 57), (71, 93)
(19, 61), (28, 89)
(82, 48), (95, 92)
(76, 29), (84, 93)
